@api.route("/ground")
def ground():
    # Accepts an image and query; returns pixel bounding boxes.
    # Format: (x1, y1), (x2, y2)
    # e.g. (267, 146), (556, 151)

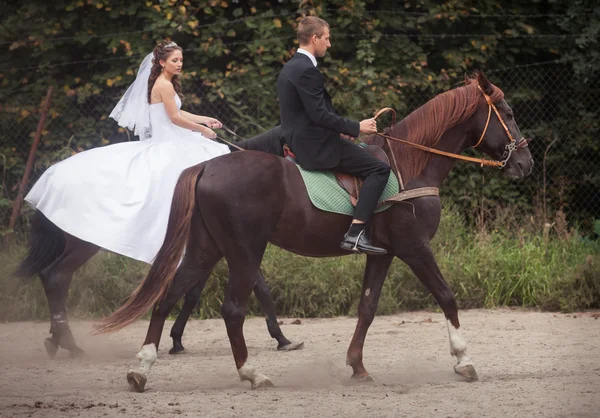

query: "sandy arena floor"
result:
(1, 309), (599, 417)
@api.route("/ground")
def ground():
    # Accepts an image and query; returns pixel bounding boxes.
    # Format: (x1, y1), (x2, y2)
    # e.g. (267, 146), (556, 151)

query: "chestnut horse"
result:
(98, 72), (534, 392)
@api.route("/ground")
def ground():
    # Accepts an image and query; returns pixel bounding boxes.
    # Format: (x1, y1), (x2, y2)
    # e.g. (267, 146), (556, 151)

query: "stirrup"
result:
(351, 230), (365, 253)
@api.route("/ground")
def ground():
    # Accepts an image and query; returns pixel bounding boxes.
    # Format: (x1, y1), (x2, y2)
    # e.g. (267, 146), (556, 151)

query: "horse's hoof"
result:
(44, 338), (59, 358)
(68, 346), (85, 358)
(168, 345), (185, 355)
(454, 363), (479, 382)
(251, 375), (275, 389)
(127, 371), (147, 393)
(277, 341), (304, 351)
(351, 373), (374, 384)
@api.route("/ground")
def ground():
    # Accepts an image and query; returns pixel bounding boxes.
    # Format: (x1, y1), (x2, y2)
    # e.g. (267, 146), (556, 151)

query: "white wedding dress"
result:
(25, 95), (230, 263)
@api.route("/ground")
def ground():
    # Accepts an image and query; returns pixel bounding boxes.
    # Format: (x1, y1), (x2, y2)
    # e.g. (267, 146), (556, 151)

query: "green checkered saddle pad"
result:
(296, 165), (399, 216)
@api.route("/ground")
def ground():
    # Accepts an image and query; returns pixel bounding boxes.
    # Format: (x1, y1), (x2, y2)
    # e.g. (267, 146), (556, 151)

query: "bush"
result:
(1, 204), (598, 322)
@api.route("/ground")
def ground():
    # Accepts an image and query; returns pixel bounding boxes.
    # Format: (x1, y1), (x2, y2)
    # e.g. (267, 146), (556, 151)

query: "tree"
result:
(1, 0), (598, 231)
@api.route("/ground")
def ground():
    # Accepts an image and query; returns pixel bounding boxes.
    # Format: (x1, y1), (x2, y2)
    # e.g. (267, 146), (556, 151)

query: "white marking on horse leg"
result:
(446, 320), (479, 380)
(237, 363), (257, 382)
(237, 363), (274, 389)
(134, 343), (157, 375)
(446, 320), (472, 366)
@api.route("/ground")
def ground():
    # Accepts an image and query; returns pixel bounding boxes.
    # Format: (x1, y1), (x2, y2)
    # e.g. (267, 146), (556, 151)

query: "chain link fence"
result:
(1, 63), (598, 235)
(488, 65), (598, 233)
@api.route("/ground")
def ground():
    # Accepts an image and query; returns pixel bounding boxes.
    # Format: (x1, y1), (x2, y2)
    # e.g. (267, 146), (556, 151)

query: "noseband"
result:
(473, 85), (530, 167)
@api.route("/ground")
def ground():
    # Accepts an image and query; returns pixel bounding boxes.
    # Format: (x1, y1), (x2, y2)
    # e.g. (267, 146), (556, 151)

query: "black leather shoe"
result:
(340, 229), (387, 255)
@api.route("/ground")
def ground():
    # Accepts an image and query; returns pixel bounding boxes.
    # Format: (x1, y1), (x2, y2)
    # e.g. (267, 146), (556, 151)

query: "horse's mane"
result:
(364, 73), (504, 182)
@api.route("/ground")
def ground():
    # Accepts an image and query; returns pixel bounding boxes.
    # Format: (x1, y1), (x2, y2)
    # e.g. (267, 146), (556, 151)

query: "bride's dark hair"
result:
(147, 40), (183, 103)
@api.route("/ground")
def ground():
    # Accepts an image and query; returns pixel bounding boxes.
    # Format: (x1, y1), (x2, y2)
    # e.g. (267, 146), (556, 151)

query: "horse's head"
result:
(469, 72), (534, 178)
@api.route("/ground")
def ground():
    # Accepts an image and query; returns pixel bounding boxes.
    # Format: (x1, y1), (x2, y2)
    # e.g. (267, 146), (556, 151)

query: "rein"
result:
(215, 135), (244, 151)
(373, 85), (529, 170)
(215, 85), (530, 170)
(208, 85), (529, 211)
(214, 124), (245, 151)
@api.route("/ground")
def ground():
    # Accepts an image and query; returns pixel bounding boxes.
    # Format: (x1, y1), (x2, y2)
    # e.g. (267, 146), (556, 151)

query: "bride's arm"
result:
(180, 110), (222, 129)
(158, 83), (216, 138)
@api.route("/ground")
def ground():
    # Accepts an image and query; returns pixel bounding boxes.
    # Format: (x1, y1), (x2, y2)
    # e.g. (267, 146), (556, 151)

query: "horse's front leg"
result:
(403, 243), (478, 381)
(168, 280), (205, 355)
(346, 254), (394, 381)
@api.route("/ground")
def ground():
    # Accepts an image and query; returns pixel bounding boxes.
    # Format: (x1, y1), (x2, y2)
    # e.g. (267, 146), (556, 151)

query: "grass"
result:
(0, 204), (598, 322)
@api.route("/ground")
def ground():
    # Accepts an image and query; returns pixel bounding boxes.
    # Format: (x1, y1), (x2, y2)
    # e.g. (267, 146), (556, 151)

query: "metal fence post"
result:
(4, 86), (54, 246)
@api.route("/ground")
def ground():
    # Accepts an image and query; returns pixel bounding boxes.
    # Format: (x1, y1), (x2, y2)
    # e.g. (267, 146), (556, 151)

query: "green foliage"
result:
(539, 252), (600, 312)
(1, 1), (598, 230)
(1, 205), (598, 321)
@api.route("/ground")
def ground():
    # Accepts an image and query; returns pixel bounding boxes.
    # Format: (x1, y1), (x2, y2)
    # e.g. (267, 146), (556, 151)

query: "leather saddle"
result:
(283, 144), (391, 207)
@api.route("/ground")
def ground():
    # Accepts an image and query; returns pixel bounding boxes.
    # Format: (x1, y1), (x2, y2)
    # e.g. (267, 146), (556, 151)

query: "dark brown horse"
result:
(98, 72), (534, 392)
(15, 173), (302, 357)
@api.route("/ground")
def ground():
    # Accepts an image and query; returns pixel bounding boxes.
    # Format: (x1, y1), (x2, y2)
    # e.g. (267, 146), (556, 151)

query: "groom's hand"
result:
(359, 118), (377, 134)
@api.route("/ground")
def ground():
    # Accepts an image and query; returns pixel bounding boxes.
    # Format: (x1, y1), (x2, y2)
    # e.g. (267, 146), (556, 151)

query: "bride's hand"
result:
(202, 117), (222, 129)
(198, 125), (217, 139)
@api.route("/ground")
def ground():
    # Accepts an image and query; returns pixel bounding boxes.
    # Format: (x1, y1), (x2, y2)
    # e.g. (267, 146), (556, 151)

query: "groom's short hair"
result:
(297, 17), (330, 45)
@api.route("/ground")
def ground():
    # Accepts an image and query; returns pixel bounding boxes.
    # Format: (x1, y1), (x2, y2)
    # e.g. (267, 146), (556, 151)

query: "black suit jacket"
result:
(276, 53), (360, 170)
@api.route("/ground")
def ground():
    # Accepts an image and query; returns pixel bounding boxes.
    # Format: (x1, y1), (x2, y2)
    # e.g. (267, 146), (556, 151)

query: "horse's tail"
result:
(95, 163), (206, 334)
(13, 211), (65, 278)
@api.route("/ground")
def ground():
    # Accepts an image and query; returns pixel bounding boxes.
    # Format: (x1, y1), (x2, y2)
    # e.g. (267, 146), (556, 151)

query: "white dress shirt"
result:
(296, 48), (317, 67)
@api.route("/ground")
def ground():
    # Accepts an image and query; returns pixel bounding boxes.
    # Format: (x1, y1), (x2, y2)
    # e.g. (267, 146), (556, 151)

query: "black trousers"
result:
(333, 139), (391, 222)
(230, 126), (284, 156)
(232, 126), (390, 223)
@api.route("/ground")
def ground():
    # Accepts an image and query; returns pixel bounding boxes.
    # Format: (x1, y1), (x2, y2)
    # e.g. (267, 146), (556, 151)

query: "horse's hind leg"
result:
(127, 257), (219, 392)
(127, 222), (221, 392)
(254, 269), (303, 351)
(127, 262), (216, 392)
(41, 236), (98, 357)
(222, 262), (274, 389)
(403, 245), (478, 381)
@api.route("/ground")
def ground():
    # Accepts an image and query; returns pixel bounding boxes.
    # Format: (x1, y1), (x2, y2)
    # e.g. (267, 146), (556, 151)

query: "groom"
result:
(234, 17), (390, 255)
(277, 16), (390, 255)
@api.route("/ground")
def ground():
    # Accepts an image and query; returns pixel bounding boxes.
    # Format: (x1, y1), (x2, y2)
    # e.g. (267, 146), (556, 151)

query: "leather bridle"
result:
(374, 84), (530, 170)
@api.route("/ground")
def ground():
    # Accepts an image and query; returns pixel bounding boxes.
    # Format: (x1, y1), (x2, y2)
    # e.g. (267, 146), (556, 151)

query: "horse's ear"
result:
(477, 71), (494, 95)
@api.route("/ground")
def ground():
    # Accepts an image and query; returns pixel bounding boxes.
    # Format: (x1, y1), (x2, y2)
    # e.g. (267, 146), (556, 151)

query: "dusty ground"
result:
(0, 309), (599, 418)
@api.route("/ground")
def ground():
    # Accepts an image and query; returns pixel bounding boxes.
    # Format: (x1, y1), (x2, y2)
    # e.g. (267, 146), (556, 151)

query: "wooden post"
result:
(4, 86), (54, 246)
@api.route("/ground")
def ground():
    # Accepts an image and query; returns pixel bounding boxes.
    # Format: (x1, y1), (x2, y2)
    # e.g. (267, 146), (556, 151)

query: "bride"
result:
(25, 41), (230, 263)
(19, 41), (303, 359)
